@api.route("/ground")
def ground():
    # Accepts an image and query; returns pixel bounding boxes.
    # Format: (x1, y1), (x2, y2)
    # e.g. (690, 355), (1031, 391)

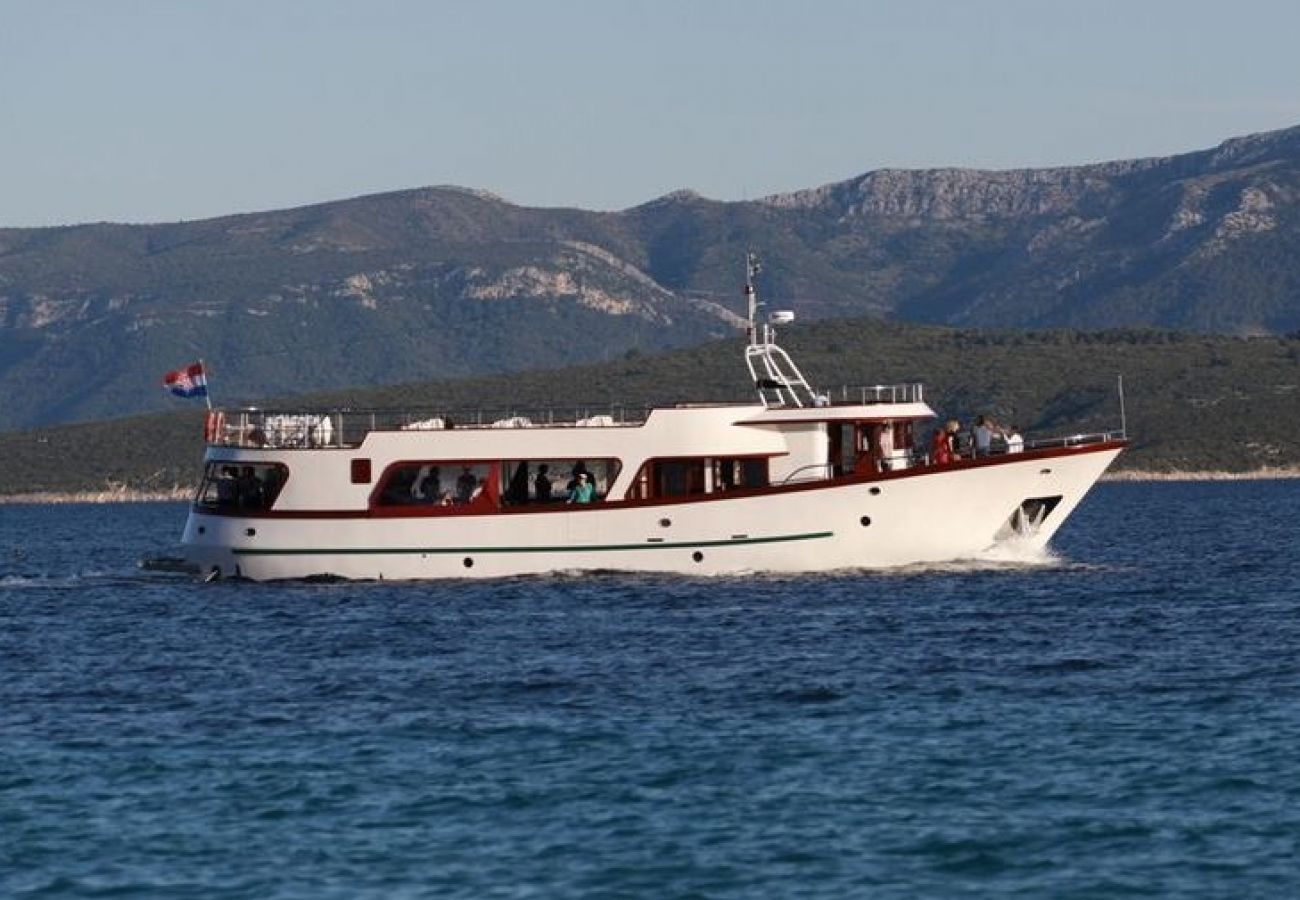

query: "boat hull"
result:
(181, 444), (1121, 581)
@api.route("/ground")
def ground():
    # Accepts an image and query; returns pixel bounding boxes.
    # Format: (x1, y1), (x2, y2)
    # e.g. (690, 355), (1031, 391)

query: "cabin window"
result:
(375, 462), (498, 509)
(625, 456), (768, 500)
(830, 423), (858, 475)
(499, 459), (620, 506)
(713, 458), (768, 491)
(350, 458), (372, 484)
(373, 458), (619, 511)
(195, 461), (288, 512)
(657, 460), (706, 498)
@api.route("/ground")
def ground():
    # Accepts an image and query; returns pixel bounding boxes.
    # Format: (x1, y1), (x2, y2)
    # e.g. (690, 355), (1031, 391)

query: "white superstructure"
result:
(180, 255), (1125, 581)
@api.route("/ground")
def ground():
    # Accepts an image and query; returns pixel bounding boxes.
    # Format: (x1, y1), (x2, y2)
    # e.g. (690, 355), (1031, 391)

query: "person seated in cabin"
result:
(534, 464), (553, 502)
(236, 466), (264, 509)
(566, 472), (595, 504)
(1004, 424), (1025, 453)
(973, 416), (995, 458)
(875, 422), (895, 470)
(567, 461), (590, 493)
(504, 463), (531, 505)
(455, 466), (477, 504)
(215, 466), (239, 506)
(411, 465), (442, 503)
(470, 477), (493, 506)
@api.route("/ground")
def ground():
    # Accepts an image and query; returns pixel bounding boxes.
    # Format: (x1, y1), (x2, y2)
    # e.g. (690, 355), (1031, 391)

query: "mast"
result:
(745, 251), (761, 346)
(741, 252), (818, 408)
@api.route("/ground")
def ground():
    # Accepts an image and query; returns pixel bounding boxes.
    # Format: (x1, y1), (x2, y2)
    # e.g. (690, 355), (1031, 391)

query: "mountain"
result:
(3, 125), (1300, 430)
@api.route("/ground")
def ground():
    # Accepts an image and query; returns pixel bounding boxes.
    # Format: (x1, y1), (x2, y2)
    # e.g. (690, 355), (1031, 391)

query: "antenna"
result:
(744, 250), (762, 346)
(1117, 374), (1127, 439)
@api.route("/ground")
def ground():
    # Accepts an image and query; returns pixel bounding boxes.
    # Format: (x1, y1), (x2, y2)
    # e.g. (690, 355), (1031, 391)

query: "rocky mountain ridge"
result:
(2, 124), (1299, 429)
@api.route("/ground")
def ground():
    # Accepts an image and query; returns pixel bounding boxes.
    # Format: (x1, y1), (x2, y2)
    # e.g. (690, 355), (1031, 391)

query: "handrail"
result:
(779, 463), (834, 484)
(828, 383), (925, 405)
(1024, 430), (1126, 451)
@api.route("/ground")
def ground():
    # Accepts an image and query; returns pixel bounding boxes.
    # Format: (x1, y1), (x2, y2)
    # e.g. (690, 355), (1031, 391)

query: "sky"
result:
(3, 0), (1300, 227)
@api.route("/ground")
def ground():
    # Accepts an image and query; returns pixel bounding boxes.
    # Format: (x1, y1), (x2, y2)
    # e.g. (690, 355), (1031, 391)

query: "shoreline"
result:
(4, 467), (1300, 504)
(0, 487), (195, 505)
(1100, 467), (1300, 482)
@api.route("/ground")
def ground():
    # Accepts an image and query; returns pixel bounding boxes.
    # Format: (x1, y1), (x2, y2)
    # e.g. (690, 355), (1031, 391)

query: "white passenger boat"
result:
(180, 255), (1125, 581)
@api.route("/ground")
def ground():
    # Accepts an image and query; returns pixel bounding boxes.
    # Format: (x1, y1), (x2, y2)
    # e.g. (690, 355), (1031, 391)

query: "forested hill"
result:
(4, 320), (1299, 496)
(3, 124), (1300, 430)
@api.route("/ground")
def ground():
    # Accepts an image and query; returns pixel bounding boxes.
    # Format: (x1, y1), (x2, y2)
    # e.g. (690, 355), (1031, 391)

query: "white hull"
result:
(182, 446), (1120, 581)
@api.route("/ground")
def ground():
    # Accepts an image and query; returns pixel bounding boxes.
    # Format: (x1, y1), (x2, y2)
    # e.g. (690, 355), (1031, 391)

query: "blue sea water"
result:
(1, 482), (1299, 899)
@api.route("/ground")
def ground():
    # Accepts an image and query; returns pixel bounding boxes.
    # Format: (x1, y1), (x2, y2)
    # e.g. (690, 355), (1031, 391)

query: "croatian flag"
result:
(163, 362), (208, 399)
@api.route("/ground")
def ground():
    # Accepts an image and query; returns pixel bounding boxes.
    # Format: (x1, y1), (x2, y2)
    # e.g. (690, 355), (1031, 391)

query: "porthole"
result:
(1039, 468), (1053, 475)
(860, 516), (872, 527)
(869, 487), (881, 496)
(692, 551), (704, 563)
(463, 557), (474, 569)
(245, 527), (256, 537)
(197, 526), (206, 535)
(659, 518), (672, 528)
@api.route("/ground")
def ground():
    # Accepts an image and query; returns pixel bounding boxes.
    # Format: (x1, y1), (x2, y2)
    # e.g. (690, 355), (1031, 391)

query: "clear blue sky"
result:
(3, 0), (1299, 226)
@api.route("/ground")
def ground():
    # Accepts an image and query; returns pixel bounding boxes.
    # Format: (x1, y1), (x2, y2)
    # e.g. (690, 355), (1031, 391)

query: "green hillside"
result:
(4, 320), (1298, 497)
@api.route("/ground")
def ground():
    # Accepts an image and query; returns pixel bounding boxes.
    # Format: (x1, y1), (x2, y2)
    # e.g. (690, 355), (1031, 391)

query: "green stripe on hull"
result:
(232, 530), (835, 557)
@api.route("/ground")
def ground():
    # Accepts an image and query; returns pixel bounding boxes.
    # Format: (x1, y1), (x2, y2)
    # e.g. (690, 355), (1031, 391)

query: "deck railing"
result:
(826, 383), (925, 405)
(207, 405), (652, 449)
(1023, 430), (1126, 451)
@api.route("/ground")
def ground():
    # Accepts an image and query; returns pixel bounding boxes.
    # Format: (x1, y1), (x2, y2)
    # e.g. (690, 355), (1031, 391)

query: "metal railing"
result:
(208, 404), (652, 450)
(826, 383), (925, 405)
(1024, 430), (1126, 451)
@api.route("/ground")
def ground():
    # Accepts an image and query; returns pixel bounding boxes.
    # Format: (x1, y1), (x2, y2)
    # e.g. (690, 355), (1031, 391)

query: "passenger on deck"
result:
(1005, 425), (1025, 453)
(947, 420), (967, 459)
(931, 424), (953, 465)
(973, 416), (995, 458)
(534, 464), (553, 502)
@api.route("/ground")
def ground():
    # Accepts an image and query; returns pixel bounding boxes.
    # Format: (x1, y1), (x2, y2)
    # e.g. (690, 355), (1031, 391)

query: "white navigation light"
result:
(769, 310), (795, 325)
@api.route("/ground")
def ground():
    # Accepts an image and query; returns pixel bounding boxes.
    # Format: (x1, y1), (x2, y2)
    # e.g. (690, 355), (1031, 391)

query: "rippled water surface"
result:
(2, 482), (1299, 898)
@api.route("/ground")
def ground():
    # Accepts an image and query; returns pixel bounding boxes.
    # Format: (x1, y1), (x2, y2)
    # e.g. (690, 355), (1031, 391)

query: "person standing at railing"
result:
(973, 416), (995, 458)
(1004, 425), (1024, 453)
(930, 424), (953, 465)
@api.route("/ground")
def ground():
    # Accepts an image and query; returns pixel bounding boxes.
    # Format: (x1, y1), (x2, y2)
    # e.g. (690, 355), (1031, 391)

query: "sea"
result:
(1, 481), (1298, 899)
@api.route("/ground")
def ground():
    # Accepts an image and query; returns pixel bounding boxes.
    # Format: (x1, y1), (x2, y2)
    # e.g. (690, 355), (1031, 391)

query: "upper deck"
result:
(203, 382), (932, 451)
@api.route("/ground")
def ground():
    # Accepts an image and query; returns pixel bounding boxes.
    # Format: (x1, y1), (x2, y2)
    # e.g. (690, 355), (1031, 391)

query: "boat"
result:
(180, 254), (1126, 581)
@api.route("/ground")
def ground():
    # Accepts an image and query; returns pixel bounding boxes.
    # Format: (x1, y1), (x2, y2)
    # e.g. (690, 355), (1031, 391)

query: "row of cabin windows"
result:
(375, 459), (620, 508)
(375, 456), (773, 509)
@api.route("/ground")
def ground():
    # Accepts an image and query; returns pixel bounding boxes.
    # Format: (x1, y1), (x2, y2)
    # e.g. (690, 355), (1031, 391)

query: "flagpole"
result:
(200, 358), (212, 410)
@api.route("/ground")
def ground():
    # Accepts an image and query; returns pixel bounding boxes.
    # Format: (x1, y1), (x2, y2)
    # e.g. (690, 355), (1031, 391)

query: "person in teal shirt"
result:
(567, 472), (594, 503)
